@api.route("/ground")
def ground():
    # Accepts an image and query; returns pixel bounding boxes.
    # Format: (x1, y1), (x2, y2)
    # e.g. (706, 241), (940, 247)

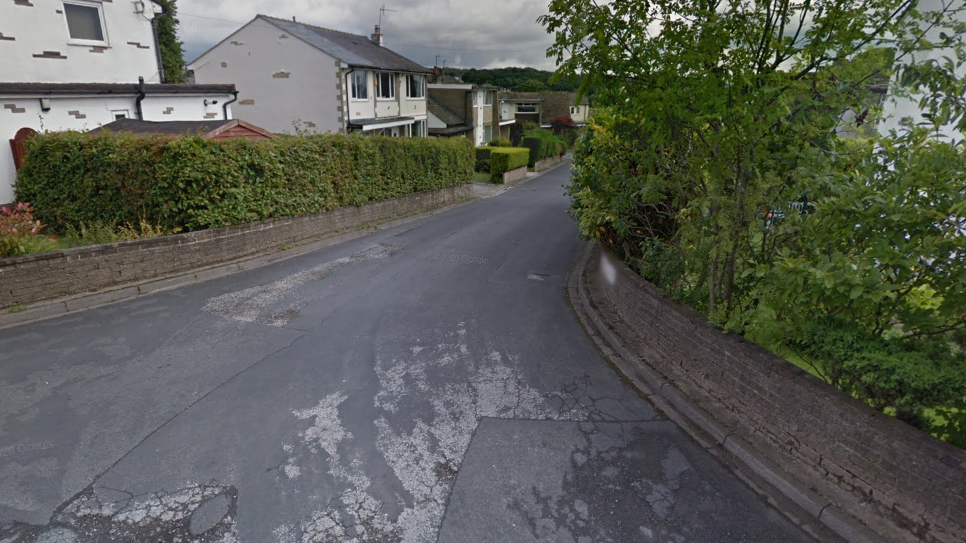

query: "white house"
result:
(189, 15), (432, 137)
(0, 0), (238, 205)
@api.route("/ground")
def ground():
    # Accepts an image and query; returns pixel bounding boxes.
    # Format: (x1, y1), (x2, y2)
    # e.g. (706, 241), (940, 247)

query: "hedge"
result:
(522, 129), (565, 168)
(475, 147), (492, 173)
(489, 148), (530, 183)
(16, 132), (474, 232)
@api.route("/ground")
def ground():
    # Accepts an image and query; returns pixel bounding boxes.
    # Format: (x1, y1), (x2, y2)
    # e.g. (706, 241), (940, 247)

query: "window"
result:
(63, 1), (107, 45)
(410, 120), (426, 137)
(571, 106), (581, 115)
(484, 91), (493, 106)
(406, 75), (424, 99)
(516, 103), (538, 113)
(351, 70), (368, 100)
(483, 124), (492, 143)
(111, 110), (130, 120)
(376, 72), (395, 100)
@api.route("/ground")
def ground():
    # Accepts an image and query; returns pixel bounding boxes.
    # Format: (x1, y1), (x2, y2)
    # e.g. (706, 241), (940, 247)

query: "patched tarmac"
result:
(0, 167), (813, 542)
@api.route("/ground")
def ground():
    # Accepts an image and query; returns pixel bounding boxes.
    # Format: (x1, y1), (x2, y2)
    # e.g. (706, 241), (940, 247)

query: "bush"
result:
(792, 317), (966, 443)
(0, 202), (56, 257)
(488, 138), (513, 147)
(521, 129), (565, 167)
(475, 147), (492, 173)
(549, 115), (577, 134)
(489, 148), (530, 183)
(17, 132), (475, 233)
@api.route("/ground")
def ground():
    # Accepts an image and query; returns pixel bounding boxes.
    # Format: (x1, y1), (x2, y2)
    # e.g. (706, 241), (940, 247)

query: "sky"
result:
(176, 0), (560, 71)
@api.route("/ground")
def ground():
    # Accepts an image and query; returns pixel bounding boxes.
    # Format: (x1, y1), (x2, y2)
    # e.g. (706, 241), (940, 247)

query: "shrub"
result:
(0, 202), (56, 258)
(549, 115), (577, 134)
(475, 147), (492, 173)
(489, 148), (530, 183)
(792, 317), (966, 443)
(17, 132), (475, 233)
(521, 128), (566, 167)
(488, 138), (513, 147)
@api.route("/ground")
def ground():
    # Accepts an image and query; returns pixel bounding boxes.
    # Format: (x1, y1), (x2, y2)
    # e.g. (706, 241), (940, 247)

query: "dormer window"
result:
(64, 1), (108, 46)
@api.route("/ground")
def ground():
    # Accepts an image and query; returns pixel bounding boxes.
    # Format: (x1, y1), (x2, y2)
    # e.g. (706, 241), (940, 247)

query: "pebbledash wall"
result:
(585, 247), (966, 543)
(0, 185), (471, 309)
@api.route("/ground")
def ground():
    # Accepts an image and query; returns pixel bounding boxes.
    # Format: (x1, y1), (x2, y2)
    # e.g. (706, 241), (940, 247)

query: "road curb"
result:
(566, 242), (880, 543)
(0, 193), (476, 330)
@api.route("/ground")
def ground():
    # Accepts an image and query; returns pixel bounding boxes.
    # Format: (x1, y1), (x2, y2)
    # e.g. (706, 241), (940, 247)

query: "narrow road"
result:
(0, 167), (812, 543)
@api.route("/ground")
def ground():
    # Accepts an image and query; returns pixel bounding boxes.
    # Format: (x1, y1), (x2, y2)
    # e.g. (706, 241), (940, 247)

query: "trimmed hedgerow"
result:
(17, 132), (474, 232)
(522, 129), (566, 167)
(489, 148), (530, 183)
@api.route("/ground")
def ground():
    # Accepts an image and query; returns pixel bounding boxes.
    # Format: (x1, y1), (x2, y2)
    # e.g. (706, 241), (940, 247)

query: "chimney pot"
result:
(371, 25), (383, 46)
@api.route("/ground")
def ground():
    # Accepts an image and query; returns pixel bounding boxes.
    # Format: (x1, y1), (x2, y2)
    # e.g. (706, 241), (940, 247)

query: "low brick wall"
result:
(0, 185), (471, 309)
(534, 155), (565, 172)
(501, 166), (528, 186)
(586, 246), (966, 543)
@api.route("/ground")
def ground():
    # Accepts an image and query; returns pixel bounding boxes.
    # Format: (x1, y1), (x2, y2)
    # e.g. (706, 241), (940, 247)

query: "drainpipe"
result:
(344, 69), (354, 134)
(135, 76), (146, 120)
(222, 90), (238, 120)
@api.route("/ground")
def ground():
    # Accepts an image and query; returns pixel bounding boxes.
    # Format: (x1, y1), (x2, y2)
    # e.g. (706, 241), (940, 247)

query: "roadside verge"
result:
(568, 243), (966, 543)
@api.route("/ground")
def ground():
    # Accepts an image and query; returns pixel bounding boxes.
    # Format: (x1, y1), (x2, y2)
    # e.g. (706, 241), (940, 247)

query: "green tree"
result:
(515, 78), (547, 92)
(541, 0), (966, 440)
(154, 0), (186, 83)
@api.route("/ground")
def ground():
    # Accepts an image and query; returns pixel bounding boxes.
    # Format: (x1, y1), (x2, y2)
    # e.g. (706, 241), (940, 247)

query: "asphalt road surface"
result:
(0, 166), (813, 543)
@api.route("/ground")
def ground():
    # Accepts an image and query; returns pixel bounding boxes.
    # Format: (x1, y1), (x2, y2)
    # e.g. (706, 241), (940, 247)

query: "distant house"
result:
(89, 118), (274, 140)
(427, 79), (506, 144)
(189, 15), (433, 137)
(0, 0), (238, 205)
(501, 91), (591, 127)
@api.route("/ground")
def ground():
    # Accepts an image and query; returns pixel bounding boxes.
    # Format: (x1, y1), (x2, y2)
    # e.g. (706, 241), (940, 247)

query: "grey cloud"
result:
(178, 0), (558, 69)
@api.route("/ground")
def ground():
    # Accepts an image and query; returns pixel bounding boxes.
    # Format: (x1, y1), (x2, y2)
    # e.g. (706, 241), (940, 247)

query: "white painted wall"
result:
(878, 0), (965, 143)
(428, 111), (446, 130)
(191, 18), (342, 134)
(0, 92), (233, 204)
(0, 0), (162, 84)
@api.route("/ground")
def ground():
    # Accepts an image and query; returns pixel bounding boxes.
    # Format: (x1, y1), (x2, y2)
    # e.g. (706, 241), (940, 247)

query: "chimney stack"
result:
(371, 25), (383, 46)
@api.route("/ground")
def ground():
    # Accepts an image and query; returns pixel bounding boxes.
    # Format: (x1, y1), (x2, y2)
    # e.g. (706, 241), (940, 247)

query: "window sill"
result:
(67, 40), (110, 48)
(376, 98), (397, 102)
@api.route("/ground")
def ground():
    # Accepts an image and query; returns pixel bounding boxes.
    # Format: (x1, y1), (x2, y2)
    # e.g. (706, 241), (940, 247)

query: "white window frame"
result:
(111, 109), (130, 120)
(484, 91), (493, 106)
(409, 120), (426, 137)
(351, 70), (368, 101)
(517, 103), (538, 113)
(483, 124), (492, 143)
(376, 72), (395, 100)
(406, 75), (425, 99)
(63, 0), (109, 47)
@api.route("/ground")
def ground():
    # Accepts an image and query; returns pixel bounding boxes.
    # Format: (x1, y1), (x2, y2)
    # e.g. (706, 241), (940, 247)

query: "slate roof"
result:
(88, 119), (274, 139)
(89, 119), (230, 136)
(259, 15), (432, 74)
(427, 93), (465, 126)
